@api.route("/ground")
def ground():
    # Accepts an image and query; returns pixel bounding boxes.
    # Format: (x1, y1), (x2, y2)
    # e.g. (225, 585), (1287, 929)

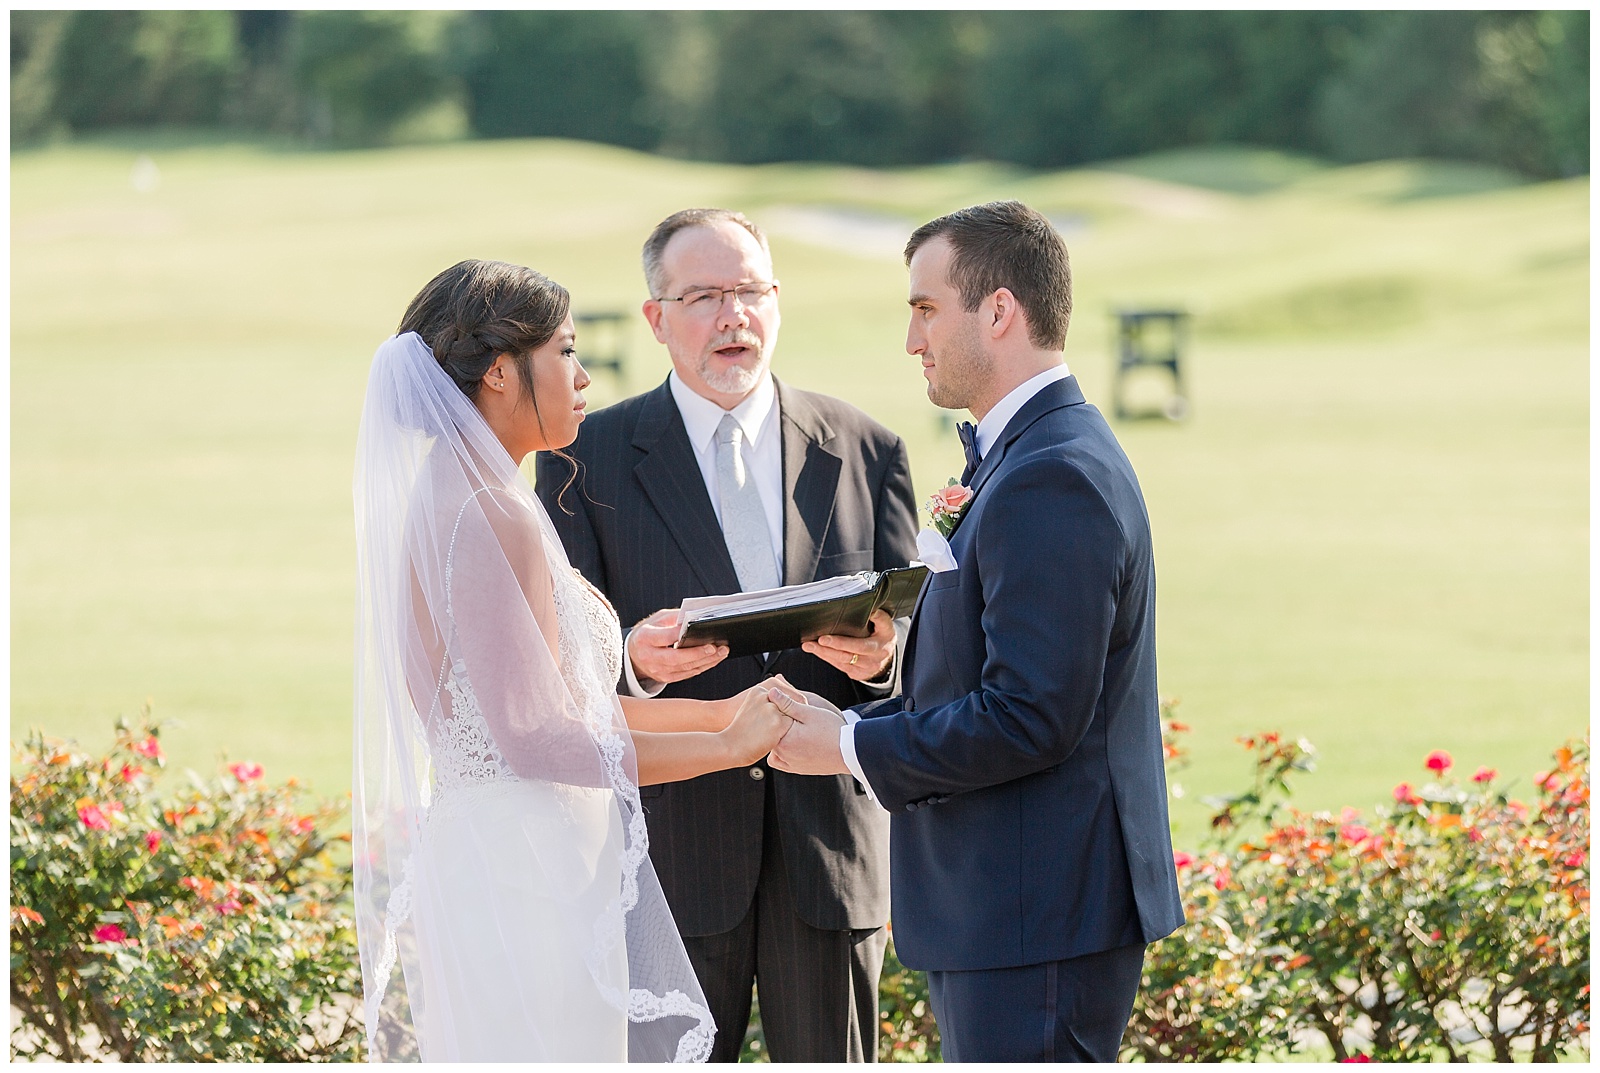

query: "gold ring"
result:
(849, 654), (860, 666)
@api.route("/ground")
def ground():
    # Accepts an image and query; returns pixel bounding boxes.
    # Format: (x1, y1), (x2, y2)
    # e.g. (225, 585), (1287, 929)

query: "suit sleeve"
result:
(873, 436), (920, 572)
(863, 436), (919, 696)
(852, 455), (1129, 811)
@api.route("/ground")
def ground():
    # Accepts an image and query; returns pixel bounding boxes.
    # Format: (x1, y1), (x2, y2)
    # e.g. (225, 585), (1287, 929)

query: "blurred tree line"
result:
(11, 10), (1589, 178)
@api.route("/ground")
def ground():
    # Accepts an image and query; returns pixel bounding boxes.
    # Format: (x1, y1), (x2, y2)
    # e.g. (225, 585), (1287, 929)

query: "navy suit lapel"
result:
(630, 380), (742, 597)
(905, 375), (1087, 676)
(967, 374), (1086, 500)
(776, 380), (840, 587)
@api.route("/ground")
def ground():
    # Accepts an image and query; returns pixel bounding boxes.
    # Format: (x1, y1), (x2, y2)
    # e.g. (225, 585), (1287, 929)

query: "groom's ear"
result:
(986, 287), (1022, 340)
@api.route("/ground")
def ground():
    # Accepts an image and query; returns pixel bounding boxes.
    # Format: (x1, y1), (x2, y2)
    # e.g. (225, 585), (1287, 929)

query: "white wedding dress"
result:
(353, 333), (714, 1062)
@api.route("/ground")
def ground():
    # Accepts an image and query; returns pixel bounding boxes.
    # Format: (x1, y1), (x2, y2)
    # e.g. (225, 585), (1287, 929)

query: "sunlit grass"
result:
(11, 138), (1587, 833)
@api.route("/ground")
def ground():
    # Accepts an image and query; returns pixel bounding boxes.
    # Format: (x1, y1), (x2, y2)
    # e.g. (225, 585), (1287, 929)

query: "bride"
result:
(353, 260), (794, 1061)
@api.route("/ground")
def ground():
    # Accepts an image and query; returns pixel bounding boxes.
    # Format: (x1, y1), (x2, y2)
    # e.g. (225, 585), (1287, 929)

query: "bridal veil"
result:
(352, 332), (714, 1061)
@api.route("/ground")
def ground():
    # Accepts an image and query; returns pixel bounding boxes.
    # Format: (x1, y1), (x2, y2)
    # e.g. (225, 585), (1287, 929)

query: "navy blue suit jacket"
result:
(852, 375), (1185, 972)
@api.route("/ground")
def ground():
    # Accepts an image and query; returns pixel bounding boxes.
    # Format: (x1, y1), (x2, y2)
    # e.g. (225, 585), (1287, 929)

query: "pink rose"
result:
(1393, 782), (1422, 806)
(133, 736), (162, 760)
(1424, 750), (1452, 775)
(1339, 823), (1371, 844)
(1471, 766), (1497, 784)
(78, 804), (110, 831)
(1172, 851), (1195, 869)
(145, 831), (164, 853)
(930, 484), (973, 513)
(228, 762), (264, 782)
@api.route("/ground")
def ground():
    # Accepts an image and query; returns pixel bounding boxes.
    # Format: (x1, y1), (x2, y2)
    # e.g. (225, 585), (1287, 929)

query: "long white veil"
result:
(353, 333), (714, 1062)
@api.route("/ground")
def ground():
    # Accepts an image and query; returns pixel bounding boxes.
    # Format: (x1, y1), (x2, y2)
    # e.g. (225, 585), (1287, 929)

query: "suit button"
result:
(905, 803), (917, 811)
(749, 767), (765, 781)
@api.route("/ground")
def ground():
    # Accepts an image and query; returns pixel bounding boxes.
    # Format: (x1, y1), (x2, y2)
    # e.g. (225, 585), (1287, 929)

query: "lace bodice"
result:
(430, 561), (623, 805)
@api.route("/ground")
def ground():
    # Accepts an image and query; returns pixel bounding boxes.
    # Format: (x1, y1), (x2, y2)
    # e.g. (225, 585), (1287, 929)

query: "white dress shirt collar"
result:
(669, 369), (779, 452)
(974, 363), (1071, 460)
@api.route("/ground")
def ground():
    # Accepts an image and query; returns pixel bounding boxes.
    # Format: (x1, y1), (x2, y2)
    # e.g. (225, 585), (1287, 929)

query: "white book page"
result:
(675, 571), (876, 640)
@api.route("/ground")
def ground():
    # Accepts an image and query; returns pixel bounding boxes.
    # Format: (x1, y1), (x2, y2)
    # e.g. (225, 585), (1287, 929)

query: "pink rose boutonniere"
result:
(927, 479), (974, 539)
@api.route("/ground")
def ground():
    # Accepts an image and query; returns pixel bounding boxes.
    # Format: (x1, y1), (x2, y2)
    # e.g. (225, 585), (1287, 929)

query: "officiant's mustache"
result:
(706, 329), (763, 357)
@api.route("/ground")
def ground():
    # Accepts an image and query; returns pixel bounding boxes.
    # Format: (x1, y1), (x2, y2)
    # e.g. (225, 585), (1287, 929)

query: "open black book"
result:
(674, 565), (931, 659)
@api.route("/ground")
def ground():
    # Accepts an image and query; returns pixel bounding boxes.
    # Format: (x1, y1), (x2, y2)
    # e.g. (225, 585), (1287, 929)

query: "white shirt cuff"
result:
(839, 717), (884, 811)
(621, 632), (667, 699)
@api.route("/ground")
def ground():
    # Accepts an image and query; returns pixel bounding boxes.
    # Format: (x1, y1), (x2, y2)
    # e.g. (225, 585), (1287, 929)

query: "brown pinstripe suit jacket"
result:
(534, 376), (918, 935)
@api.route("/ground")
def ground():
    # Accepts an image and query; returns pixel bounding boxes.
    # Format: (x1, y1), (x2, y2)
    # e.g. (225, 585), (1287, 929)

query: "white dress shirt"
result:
(623, 371), (784, 698)
(839, 361), (1071, 807)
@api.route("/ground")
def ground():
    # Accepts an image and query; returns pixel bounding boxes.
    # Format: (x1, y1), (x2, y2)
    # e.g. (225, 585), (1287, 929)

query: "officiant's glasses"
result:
(655, 282), (777, 316)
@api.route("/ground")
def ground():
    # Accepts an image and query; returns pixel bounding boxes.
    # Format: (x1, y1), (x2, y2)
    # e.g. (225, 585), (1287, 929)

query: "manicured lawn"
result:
(11, 138), (1587, 836)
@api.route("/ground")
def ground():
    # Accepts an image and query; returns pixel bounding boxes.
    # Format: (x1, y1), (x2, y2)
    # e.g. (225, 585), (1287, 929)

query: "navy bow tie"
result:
(956, 420), (980, 484)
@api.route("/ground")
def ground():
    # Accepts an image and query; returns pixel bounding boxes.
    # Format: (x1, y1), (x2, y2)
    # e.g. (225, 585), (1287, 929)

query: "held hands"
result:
(768, 685), (850, 777)
(720, 676), (802, 767)
(628, 608), (728, 686)
(802, 609), (896, 682)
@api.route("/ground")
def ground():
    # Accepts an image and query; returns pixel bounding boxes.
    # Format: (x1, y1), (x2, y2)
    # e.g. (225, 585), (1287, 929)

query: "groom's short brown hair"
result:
(904, 200), (1072, 351)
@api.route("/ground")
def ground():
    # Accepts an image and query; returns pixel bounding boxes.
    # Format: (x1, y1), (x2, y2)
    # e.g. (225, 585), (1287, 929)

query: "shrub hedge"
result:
(9, 713), (1588, 1061)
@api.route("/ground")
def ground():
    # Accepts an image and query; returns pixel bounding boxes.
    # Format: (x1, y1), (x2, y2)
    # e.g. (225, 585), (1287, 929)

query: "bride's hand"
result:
(765, 674), (841, 718)
(708, 680), (777, 732)
(720, 686), (794, 768)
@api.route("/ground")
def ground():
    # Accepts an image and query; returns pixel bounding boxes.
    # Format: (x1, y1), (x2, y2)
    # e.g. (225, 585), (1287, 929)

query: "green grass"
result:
(11, 138), (1588, 838)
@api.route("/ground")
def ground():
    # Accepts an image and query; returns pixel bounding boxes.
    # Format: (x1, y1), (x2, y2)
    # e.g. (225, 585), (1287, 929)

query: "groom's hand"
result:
(768, 689), (849, 776)
(803, 609), (895, 682)
(628, 608), (728, 685)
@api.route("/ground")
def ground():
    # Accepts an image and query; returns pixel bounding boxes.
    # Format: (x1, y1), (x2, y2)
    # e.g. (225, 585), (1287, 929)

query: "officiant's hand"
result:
(767, 688), (849, 777)
(803, 609), (895, 683)
(629, 608), (729, 685)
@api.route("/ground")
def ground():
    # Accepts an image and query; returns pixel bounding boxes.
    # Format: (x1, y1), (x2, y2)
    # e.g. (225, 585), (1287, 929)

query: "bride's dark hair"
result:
(398, 259), (571, 407)
(399, 259), (581, 504)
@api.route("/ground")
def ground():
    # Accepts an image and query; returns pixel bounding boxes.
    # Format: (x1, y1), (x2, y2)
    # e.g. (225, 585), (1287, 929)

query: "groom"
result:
(771, 200), (1185, 1062)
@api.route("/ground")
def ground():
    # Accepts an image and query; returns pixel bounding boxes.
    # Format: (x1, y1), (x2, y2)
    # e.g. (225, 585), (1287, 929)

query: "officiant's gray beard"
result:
(697, 334), (770, 395)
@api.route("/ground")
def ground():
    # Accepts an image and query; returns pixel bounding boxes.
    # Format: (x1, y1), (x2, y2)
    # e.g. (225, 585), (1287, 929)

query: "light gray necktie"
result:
(716, 412), (780, 592)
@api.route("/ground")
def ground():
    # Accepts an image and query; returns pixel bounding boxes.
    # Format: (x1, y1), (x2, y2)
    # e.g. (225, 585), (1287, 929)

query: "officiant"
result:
(534, 208), (919, 1063)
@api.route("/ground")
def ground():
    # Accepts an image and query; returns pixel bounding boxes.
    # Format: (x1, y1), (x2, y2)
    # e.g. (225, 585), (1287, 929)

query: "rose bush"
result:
(1124, 730), (1590, 1061)
(15, 712), (1585, 1062)
(9, 715), (359, 1061)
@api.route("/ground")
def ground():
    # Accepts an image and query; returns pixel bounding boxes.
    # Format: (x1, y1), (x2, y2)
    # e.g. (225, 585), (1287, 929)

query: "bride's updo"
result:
(398, 260), (571, 403)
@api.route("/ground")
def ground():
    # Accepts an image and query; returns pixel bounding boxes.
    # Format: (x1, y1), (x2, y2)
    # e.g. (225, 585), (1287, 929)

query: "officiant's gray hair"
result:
(904, 201), (1072, 351)
(642, 208), (770, 297)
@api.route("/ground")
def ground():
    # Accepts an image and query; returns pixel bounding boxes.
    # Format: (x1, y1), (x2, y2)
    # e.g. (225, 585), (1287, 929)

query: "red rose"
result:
(1471, 766), (1497, 784)
(133, 736), (162, 760)
(78, 804), (110, 831)
(1424, 750), (1452, 775)
(228, 761), (264, 782)
(92, 923), (131, 945)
